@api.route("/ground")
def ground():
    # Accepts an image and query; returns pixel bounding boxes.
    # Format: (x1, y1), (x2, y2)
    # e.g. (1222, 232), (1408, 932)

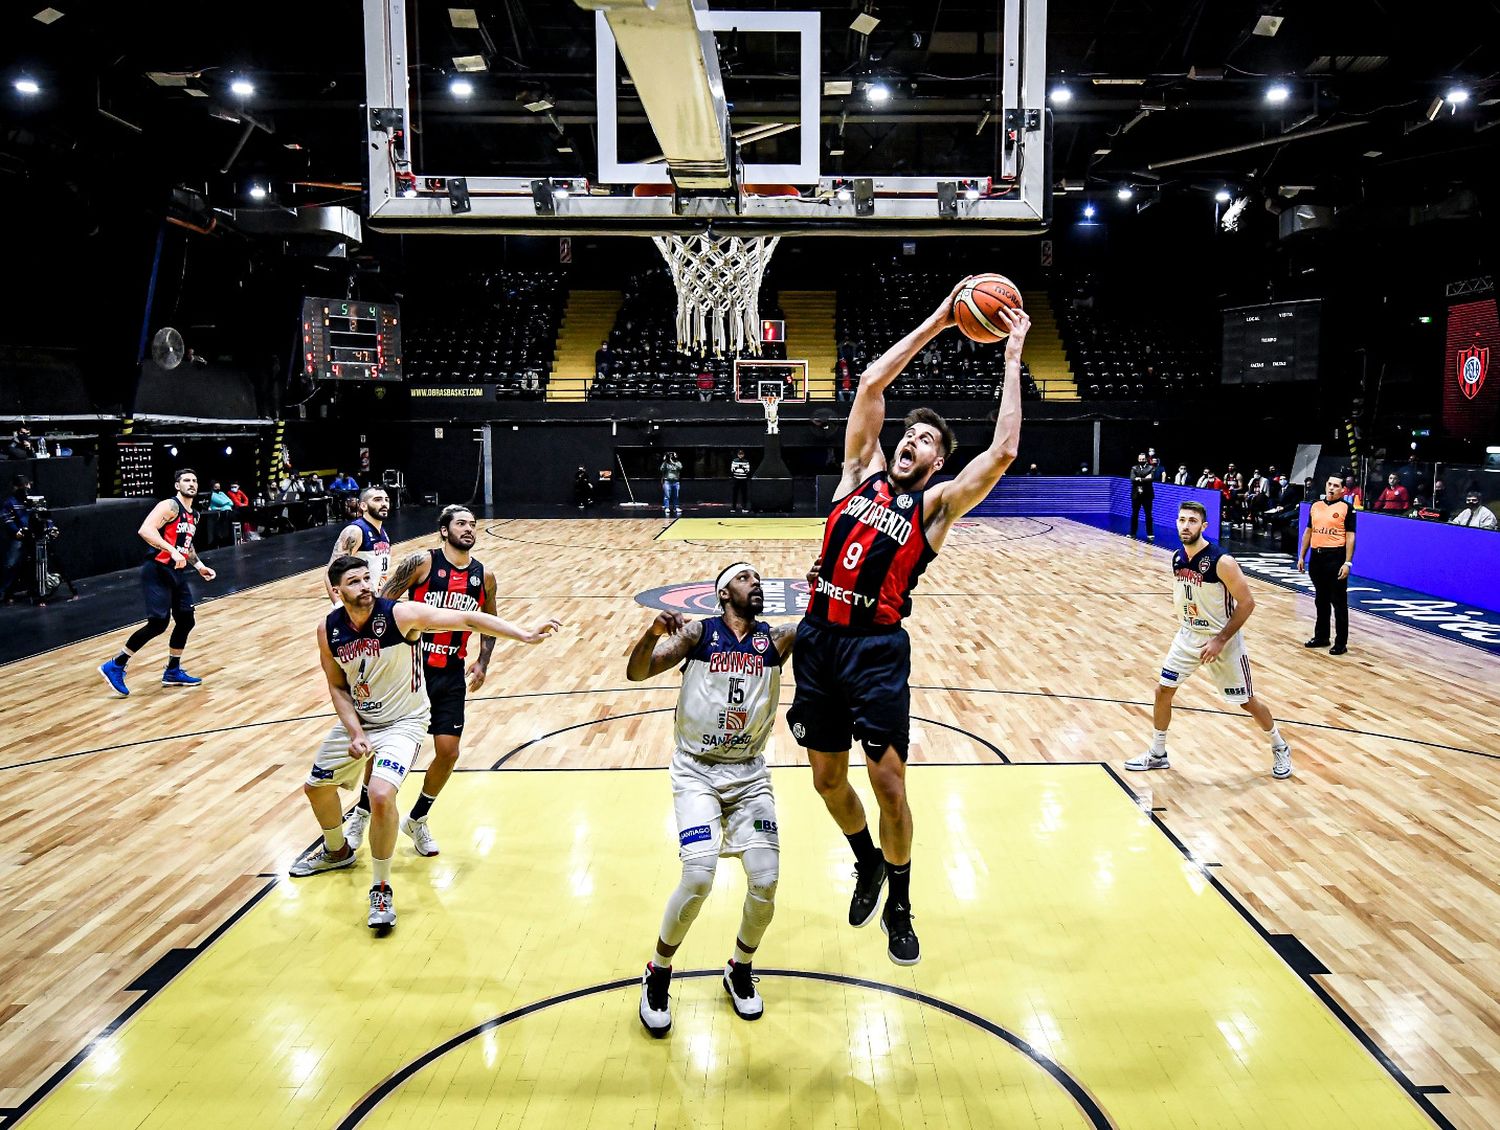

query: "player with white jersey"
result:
(626, 562), (796, 1036)
(325, 487), (393, 602)
(290, 554), (562, 932)
(1126, 501), (1293, 779)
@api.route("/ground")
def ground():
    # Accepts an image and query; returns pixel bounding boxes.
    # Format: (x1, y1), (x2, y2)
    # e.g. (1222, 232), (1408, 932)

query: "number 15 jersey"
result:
(674, 616), (784, 763)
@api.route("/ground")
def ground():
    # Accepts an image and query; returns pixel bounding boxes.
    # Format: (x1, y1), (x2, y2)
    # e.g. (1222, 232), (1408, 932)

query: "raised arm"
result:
(626, 613), (704, 681)
(839, 278), (971, 493)
(325, 522), (364, 603)
(381, 550), (430, 600)
(925, 309), (1031, 542)
(394, 600), (562, 645)
(769, 621), (798, 661)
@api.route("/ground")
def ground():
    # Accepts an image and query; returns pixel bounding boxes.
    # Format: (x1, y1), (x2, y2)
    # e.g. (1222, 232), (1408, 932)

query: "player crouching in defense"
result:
(626, 563), (796, 1035)
(1126, 501), (1292, 779)
(290, 555), (561, 932)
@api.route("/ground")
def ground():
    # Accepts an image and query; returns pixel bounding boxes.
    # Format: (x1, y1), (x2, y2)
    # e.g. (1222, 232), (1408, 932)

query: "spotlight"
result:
(230, 79), (254, 97)
(1083, 204), (1096, 219)
(15, 78), (41, 95)
(224, 445), (233, 455)
(169, 445), (179, 457)
(1265, 84), (1289, 104)
(450, 79), (474, 98)
(1116, 186), (1134, 201)
(1446, 88), (1470, 105)
(249, 184), (267, 200)
(1214, 189), (1232, 203)
(866, 82), (890, 105)
(1049, 86), (1072, 104)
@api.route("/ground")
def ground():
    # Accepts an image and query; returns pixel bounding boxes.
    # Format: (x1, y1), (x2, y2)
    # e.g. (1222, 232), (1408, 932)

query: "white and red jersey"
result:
(808, 472), (936, 632)
(1172, 541), (1235, 637)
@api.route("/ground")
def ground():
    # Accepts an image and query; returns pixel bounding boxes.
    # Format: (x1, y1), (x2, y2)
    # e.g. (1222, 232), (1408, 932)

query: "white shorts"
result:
(670, 752), (779, 861)
(1159, 629), (1255, 703)
(305, 710), (430, 790)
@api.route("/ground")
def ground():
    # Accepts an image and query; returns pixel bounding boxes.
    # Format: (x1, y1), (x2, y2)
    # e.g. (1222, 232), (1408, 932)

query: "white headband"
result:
(716, 562), (758, 599)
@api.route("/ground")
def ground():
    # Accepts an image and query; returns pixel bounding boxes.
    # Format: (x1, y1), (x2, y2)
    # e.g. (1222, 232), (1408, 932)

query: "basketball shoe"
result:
(401, 814), (440, 856)
(161, 667), (203, 687)
(848, 857), (886, 927)
(723, 960), (764, 1020)
(1124, 751), (1169, 772)
(881, 903), (920, 966)
(344, 807), (370, 852)
(289, 843), (356, 877)
(367, 882), (396, 931)
(1272, 741), (1293, 780)
(98, 659), (129, 696)
(639, 962), (672, 1036)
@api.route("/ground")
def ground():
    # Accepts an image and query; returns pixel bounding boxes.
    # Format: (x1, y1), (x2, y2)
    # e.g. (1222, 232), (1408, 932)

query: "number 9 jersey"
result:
(674, 616), (785, 763)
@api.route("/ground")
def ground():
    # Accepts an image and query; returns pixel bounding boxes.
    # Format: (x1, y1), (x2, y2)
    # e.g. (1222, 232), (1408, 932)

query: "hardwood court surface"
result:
(0, 516), (1496, 1127)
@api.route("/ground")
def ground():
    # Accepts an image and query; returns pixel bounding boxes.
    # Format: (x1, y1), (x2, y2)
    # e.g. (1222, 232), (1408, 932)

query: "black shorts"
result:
(141, 560), (195, 619)
(786, 619), (912, 761)
(424, 663), (468, 737)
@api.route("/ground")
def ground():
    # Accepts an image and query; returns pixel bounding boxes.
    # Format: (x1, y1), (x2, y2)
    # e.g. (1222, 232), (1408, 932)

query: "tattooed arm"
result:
(626, 613), (703, 681)
(467, 570), (499, 692)
(770, 621), (797, 661)
(325, 523), (365, 603)
(381, 550), (431, 600)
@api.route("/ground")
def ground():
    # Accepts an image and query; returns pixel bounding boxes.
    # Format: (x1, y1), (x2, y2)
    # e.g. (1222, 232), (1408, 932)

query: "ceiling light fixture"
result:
(866, 82), (891, 105)
(15, 78), (41, 95)
(230, 79), (254, 97)
(1214, 189), (1231, 203)
(1116, 186), (1134, 201)
(1265, 84), (1290, 104)
(450, 79), (474, 98)
(1445, 88), (1469, 105)
(850, 12), (880, 35)
(1049, 86), (1072, 104)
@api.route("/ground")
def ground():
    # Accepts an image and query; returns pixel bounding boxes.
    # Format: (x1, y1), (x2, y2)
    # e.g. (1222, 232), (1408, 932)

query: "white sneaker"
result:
(1124, 750), (1170, 772)
(639, 962), (672, 1036)
(367, 882), (396, 931)
(1272, 742), (1293, 780)
(722, 960), (764, 1020)
(344, 807), (369, 852)
(401, 814), (440, 856)
(288, 843), (356, 877)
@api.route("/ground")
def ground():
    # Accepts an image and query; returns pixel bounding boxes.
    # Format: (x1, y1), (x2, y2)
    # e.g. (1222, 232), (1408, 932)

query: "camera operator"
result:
(1, 476), (59, 601)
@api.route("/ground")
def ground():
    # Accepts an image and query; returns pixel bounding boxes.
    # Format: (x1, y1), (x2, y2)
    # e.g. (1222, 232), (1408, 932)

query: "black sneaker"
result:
(639, 962), (672, 1036)
(1329, 644), (1348, 656)
(848, 857), (887, 927)
(881, 902), (921, 966)
(1303, 638), (1331, 648)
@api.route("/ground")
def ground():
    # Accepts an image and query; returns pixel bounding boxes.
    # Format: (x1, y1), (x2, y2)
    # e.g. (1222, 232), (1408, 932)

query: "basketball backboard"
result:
(362, 0), (1051, 236)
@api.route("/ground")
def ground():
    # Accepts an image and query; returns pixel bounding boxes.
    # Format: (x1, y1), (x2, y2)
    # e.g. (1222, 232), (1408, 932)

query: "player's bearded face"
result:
(367, 495), (390, 519)
(1178, 514), (1203, 545)
(444, 520), (476, 549)
(723, 574), (764, 616)
(341, 571), (376, 608)
(891, 426), (943, 488)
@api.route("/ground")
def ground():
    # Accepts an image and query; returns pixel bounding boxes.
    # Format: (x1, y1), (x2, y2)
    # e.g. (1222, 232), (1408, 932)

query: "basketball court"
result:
(3, 515), (1494, 1128)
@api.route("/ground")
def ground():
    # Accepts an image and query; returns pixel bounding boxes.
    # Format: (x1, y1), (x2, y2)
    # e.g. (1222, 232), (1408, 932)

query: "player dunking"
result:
(326, 487), (392, 601)
(626, 564), (795, 1034)
(788, 278), (1030, 965)
(364, 504), (514, 857)
(98, 468), (217, 695)
(289, 554), (561, 931)
(1125, 500), (1293, 778)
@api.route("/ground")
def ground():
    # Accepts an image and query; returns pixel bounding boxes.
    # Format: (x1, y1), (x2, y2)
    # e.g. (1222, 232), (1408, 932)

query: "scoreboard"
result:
(1221, 299), (1321, 384)
(302, 298), (402, 381)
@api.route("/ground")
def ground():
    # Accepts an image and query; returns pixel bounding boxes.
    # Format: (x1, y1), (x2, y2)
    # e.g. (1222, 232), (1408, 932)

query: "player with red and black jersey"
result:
(788, 277), (1030, 966)
(98, 468), (218, 696)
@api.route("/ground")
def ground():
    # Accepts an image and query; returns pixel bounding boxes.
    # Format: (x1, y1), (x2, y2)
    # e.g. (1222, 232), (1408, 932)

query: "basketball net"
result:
(652, 232), (780, 356)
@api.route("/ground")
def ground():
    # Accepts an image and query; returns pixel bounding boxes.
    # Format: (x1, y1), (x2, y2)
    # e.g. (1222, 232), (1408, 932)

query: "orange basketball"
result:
(952, 273), (1024, 343)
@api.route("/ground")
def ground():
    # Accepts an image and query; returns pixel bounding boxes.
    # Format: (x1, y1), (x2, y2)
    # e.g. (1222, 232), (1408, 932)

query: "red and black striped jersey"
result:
(408, 548), (486, 668)
(152, 499), (197, 564)
(807, 472), (936, 632)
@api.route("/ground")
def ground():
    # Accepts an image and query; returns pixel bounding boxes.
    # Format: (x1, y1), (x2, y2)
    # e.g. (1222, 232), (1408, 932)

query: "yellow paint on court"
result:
(22, 767), (1434, 1129)
(660, 517), (826, 541)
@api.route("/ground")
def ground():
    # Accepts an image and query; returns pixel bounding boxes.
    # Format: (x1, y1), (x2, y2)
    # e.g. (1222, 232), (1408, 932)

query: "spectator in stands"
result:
(696, 368), (714, 402)
(1342, 475), (1364, 509)
(730, 449), (752, 512)
(331, 471), (359, 492)
(2, 476), (41, 599)
(595, 341), (612, 379)
(302, 472), (324, 494)
(1196, 469), (1216, 490)
(1371, 473), (1409, 513)
(208, 482), (234, 512)
(1025, 463), (1042, 476)
(227, 481), (258, 540)
(1129, 452), (1155, 542)
(660, 450), (682, 518)
(574, 465), (594, 511)
(3, 426), (36, 461)
(1451, 489), (1498, 530)
(1173, 465), (1190, 486)
(835, 357), (855, 403)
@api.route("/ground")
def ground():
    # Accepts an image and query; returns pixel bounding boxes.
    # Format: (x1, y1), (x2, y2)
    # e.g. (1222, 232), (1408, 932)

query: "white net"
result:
(652, 232), (780, 356)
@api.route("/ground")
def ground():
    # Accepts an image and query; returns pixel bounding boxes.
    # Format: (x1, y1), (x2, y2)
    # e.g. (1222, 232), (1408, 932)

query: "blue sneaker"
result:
(98, 659), (129, 697)
(161, 666), (203, 687)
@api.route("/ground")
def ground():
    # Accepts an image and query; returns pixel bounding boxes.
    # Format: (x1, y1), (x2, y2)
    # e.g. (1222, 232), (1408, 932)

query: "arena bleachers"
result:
(403, 269), (567, 396)
(1058, 272), (1215, 400)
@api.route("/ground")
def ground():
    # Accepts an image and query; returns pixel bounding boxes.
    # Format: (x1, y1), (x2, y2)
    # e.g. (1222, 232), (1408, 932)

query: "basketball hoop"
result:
(652, 232), (780, 356)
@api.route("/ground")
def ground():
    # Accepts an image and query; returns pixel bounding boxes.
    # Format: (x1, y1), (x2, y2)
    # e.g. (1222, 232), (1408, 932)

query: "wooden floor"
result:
(0, 516), (1496, 1127)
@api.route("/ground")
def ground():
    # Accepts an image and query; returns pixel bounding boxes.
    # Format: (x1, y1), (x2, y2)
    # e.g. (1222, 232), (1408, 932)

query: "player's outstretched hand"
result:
(931, 276), (973, 331)
(1003, 309), (1032, 360)
(651, 610), (687, 637)
(523, 618), (564, 644)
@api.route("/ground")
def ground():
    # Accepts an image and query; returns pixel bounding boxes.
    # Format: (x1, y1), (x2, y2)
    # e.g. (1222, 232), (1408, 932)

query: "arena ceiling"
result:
(4, 1), (1498, 229)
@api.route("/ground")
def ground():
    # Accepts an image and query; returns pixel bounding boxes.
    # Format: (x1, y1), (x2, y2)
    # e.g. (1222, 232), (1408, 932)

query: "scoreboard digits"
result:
(1221, 299), (1321, 384)
(302, 297), (403, 381)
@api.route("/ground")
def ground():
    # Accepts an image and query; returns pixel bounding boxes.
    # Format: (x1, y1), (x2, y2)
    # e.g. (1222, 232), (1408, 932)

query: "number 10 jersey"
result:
(674, 616), (785, 763)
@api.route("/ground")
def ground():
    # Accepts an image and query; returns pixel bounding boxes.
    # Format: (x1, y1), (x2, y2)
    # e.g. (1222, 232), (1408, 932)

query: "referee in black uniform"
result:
(1297, 474), (1357, 655)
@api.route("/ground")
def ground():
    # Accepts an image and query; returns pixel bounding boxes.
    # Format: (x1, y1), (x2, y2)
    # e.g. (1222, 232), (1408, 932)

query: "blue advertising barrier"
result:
(970, 476), (1221, 542)
(1297, 505), (1500, 614)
